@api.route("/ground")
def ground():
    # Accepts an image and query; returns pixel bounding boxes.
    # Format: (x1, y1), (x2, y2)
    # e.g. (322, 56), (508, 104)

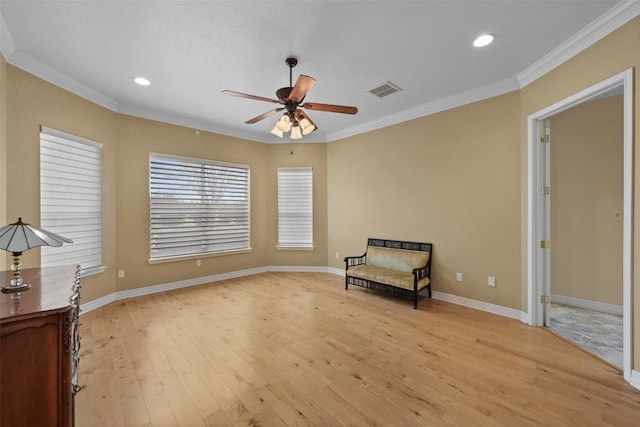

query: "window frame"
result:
(40, 126), (104, 277)
(277, 166), (314, 250)
(148, 152), (251, 263)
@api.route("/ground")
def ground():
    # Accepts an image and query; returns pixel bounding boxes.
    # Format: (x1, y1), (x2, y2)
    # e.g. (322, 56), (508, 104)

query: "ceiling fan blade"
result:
(245, 108), (284, 124)
(288, 75), (316, 102)
(221, 90), (280, 104)
(302, 102), (358, 115)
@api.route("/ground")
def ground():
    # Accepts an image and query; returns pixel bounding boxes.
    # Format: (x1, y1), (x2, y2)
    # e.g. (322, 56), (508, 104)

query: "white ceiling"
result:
(0, 1), (637, 143)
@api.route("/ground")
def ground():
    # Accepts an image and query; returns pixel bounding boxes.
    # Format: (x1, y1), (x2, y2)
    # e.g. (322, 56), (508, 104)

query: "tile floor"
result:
(548, 303), (623, 369)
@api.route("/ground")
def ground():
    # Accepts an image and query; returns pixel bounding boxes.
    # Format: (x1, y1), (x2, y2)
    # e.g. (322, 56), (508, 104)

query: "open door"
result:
(545, 95), (625, 369)
(541, 118), (551, 327)
(527, 68), (633, 381)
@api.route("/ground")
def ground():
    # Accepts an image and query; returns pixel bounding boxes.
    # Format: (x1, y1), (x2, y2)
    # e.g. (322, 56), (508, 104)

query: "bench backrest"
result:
(366, 238), (432, 273)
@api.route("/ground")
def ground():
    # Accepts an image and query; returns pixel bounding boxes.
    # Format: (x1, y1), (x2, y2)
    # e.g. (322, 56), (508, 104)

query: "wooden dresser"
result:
(0, 265), (81, 427)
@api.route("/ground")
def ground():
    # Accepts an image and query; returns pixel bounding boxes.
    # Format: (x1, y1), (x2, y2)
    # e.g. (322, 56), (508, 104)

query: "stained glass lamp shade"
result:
(0, 218), (73, 293)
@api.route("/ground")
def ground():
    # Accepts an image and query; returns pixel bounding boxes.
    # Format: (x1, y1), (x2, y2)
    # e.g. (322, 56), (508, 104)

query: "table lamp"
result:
(0, 218), (73, 293)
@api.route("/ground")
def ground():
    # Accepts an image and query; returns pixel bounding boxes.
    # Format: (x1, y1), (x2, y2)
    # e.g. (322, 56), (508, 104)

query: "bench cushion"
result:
(366, 246), (430, 273)
(347, 264), (430, 291)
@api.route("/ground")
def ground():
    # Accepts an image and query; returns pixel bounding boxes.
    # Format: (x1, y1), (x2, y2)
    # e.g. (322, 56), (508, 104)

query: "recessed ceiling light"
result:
(473, 34), (495, 48)
(134, 77), (151, 86)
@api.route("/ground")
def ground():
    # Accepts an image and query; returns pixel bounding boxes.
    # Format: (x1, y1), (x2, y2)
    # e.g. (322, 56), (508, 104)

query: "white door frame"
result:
(526, 68), (634, 381)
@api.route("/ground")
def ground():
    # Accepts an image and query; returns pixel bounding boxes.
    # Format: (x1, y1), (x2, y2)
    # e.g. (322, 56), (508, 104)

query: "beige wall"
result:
(114, 114), (271, 291)
(327, 91), (522, 309)
(115, 117), (329, 291)
(3, 65), (330, 299)
(2, 15), (639, 370)
(550, 96), (623, 306)
(519, 16), (639, 369)
(5, 65), (118, 302)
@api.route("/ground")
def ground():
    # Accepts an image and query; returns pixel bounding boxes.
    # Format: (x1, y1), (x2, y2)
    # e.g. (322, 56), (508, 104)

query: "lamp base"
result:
(2, 282), (31, 293)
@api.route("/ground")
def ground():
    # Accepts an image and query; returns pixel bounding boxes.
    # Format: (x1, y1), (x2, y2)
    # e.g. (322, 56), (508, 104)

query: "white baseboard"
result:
(80, 293), (116, 314)
(79, 266), (636, 391)
(327, 266), (345, 276)
(520, 311), (531, 324)
(83, 266), (528, 322)
(81, 266), (266, 314)
(631, 370), (640, 391)
(85, 268), (616, 326)
(432, 290), (524, 321)
(551, 294), (623, 316)
(266, 265), (329, 273)
(116, 266), (267, 300)
(327, 268), (526, 321)
(80, 265), (337, 314)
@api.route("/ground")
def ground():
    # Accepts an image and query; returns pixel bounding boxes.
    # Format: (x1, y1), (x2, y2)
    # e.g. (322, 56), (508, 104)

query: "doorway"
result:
(527, 68), (633, 381)
(546, 93), (624, 369)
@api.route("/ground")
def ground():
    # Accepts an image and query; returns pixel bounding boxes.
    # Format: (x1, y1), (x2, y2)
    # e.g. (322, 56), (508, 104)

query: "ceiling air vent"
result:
(369, 81), (402, 98)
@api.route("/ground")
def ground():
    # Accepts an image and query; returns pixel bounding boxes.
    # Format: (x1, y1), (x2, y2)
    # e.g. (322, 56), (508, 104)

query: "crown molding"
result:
(2, 5), (117, 109)
(116, 102), (266, 141)
(0, 7), (16, 60)
(518, 0), (640, 88)
(326, 77), (520, 142)
(2, 1), (635, 144)
(9, 50), (118, 110)
(116, 102), (330, 144)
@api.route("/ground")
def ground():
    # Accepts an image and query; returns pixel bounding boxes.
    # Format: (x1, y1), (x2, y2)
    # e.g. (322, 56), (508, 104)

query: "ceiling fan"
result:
(221, 57), (358, 139)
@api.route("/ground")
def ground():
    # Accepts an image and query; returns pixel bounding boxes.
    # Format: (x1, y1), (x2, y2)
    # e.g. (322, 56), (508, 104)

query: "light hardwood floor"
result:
(76, 272), (640, 426)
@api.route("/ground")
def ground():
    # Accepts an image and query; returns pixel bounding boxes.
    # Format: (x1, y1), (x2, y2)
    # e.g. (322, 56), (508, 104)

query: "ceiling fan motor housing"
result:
(276, 87), (292, 103)
(276, 88), (300, 115)
(277, 57), (298, 109)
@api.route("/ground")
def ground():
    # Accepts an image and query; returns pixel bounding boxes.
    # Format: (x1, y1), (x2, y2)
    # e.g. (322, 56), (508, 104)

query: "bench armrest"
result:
(344, 253), (367, 270)
(412, 263), (431, 281)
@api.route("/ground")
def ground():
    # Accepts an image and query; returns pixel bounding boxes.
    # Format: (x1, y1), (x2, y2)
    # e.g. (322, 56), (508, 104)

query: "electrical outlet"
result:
(488, 276), (496, 287)
(336, 252), (340, 259)
(196, 259), (201, 267)
(118, 269), (125, 278)
(456, 272), (463, 282)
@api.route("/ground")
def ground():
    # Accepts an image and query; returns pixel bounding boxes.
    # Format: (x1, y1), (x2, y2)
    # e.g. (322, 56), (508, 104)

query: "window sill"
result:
(148, 248), (253, 264)
(80, 265), (107, 278)
(276, 246), (315, 251)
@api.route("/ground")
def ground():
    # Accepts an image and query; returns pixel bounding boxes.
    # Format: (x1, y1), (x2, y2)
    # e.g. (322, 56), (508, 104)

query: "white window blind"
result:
(277, 167), (313, 249)
(40, 127), (102, 275)
(149, 153), (250, 261)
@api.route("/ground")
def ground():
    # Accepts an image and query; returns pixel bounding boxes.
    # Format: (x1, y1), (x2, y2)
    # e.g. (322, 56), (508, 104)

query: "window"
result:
(277, 167), (313, 249)
(149, 153), (250, 261)
(40, 126), (103, 275)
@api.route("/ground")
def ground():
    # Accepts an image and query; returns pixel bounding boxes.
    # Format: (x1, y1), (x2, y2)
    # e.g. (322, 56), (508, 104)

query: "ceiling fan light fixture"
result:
(299, 117), (316, 135)
(270, 125), (284, 138)
(290, 122), (302, 140)
(276, 115), (291, 132)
